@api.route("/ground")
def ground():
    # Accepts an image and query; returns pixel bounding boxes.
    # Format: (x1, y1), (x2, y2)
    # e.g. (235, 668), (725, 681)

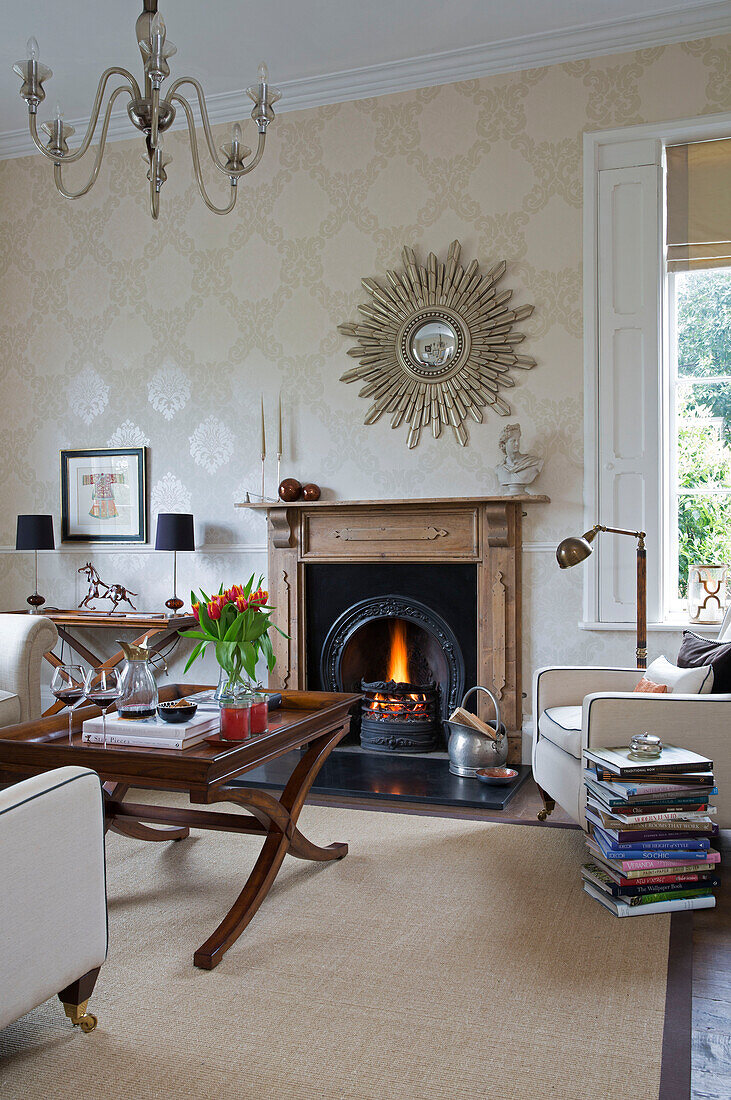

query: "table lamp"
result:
(556, 523), (647, 669)
(16, 514), (55, 613)
(155, 513), (195, 615)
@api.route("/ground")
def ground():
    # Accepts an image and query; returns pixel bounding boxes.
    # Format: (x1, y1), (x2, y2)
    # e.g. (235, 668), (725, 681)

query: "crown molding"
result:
(1, 2), (730, 160)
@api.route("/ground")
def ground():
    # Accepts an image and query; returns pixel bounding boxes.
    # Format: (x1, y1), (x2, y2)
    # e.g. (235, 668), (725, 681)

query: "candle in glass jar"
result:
(221, 704), (251, 741)
(250, 694), (269, 734)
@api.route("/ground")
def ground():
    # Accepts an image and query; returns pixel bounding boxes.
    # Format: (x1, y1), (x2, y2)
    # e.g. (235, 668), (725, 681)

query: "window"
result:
(586, 117), (731, 629)
(664, 138), (731, 615)
(666, 267), (731, 611)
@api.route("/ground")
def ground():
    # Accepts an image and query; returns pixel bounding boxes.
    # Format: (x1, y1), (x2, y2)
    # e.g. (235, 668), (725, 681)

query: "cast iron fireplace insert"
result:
(305, 562), (477, 749)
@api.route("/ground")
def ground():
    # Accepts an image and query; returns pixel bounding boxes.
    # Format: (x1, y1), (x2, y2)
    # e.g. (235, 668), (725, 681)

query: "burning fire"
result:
(364, 620), (429, 719)
(387, 619), (410, 683)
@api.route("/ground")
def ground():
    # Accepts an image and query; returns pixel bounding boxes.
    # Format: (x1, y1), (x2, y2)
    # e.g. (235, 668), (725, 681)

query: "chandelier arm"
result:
(27, 68), (141, 164)
(176, 94), (238, 214)
(51, 86), (133, 199)
(236, 131), (266, 175)
(150, 172), (160, 220)
(166, 78), (236, 176)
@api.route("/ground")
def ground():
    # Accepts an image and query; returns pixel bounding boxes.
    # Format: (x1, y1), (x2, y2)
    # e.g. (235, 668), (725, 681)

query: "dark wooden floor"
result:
(307, 776), (728, 1099)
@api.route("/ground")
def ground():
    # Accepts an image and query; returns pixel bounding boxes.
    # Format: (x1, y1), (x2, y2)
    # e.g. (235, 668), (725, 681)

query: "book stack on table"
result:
(82, 710), (219, 750)
(581, 744), (719, 917)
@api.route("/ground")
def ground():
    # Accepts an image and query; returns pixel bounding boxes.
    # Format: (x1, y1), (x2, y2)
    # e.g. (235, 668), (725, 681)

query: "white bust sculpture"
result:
(495, 423), (543, 496)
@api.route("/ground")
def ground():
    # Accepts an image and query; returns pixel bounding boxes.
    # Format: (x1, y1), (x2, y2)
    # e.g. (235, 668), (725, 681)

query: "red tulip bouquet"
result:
(180, 575), (285, 690)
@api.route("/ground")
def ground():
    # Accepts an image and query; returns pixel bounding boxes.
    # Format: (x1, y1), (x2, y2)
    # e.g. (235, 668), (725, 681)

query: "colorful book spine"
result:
(627, 888), (713, 906)
(589, 771), (715, 794)
(601, 835), (710, 852)
(583, 883), (716, 916)
(610, 851), (721, 872)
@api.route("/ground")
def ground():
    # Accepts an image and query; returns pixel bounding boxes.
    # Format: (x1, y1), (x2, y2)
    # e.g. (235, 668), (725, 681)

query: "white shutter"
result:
(596, 161), (663, 622)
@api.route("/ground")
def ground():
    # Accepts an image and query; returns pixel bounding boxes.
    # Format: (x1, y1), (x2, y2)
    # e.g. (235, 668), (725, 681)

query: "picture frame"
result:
(60, 448), (147, 543)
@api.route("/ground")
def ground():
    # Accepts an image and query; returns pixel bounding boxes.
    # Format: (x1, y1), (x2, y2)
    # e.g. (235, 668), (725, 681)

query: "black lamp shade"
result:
(155, 513), (195, 552)
(16, 514), (55, 551)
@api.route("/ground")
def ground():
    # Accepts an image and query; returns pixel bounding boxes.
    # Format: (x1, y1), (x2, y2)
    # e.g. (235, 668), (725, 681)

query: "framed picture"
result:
(61, 448), (146, 543)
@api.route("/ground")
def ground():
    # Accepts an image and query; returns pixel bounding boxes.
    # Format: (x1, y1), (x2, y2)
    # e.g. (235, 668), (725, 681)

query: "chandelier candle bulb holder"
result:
(13, 2), (281, 220)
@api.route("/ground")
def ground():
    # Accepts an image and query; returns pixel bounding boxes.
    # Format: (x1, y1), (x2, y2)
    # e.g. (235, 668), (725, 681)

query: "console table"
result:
(13, 610), (195, 715)
(235, 495), (549, 763)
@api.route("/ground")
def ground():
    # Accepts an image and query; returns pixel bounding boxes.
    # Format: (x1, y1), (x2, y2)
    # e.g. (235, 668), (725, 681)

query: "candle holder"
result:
(688, 563), (727, 624)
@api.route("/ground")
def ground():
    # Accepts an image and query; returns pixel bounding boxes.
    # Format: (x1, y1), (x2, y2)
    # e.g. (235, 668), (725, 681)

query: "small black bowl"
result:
(157, 700), (198, 724)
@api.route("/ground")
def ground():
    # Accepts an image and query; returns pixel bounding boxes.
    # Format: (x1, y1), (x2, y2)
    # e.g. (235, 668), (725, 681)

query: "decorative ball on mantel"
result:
(278, 478), (302, 502)
(302, 483), (321, 501)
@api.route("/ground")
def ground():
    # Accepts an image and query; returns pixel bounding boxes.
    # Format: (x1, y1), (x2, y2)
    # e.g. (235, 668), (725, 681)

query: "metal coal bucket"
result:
(446, 685), (509, 777)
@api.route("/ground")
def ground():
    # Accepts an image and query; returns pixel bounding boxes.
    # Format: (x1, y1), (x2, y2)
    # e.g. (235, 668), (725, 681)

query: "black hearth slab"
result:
(231, 750), (531, 810)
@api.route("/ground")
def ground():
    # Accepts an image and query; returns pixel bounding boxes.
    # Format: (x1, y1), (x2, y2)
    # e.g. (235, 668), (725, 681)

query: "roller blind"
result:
(666, 138), (731, 272)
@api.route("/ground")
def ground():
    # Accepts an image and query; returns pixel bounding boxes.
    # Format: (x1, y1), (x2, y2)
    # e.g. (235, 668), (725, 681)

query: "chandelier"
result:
(13, 0), (281, 219)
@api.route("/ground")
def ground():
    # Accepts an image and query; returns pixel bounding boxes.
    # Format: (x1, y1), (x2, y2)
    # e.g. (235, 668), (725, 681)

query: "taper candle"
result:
(260, 395), (266, 457)
(277, 393), (283, 456)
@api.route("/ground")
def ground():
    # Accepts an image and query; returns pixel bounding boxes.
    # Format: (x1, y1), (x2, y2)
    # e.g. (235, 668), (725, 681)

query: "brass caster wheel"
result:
(62, 999), (97, 1032)
(537, 809), (548, 822)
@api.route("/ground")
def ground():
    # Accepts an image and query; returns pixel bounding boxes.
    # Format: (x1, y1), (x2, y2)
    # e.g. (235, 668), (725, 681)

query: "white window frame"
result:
(583, 111), (731, 632)
(666, 272), (731, 616)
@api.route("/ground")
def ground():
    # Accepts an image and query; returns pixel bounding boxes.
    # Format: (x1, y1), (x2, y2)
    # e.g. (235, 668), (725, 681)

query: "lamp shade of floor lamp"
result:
(16, 514), (55, 613)
(155, 513), (195, 615)
(556, 523), (647, 669)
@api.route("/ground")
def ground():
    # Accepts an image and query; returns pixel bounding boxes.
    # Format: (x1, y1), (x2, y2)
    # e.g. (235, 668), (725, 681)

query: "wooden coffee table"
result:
(0, 685), (359, 970)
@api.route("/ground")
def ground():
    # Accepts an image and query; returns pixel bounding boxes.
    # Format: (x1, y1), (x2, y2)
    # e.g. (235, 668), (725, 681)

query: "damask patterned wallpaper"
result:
(1, 34), (730, 702)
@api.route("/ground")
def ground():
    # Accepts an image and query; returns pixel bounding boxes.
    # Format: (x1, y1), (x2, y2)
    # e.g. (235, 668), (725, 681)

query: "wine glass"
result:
(84, 667), (122, 749)
(51, 664), (87, 746)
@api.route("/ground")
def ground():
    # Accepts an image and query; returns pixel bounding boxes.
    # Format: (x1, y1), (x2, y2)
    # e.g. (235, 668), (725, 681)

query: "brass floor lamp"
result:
(556, 524), (647, 669)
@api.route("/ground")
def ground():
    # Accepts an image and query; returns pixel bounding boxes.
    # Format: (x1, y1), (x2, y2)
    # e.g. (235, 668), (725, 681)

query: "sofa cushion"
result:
(645, 655), (714, 694)
(677, 630), (731, 693)
(634, 677), (668, 693)
(538, 705), (583, 759)
(0, 689), (21, 728)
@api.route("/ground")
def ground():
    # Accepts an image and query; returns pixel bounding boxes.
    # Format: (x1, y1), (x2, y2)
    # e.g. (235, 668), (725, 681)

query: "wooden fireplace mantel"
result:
(235, 495), (549, 762)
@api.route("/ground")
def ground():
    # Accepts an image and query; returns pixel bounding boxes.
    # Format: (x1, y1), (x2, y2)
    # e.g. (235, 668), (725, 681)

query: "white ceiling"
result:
(1, 0), (729, 154)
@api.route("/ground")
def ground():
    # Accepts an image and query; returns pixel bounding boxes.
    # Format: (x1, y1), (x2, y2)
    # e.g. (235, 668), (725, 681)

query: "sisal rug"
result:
(1, 802), (677, 1100)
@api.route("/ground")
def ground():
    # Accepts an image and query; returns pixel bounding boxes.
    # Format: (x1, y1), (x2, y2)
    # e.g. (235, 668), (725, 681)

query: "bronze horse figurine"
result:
(78, 563), (137, 612)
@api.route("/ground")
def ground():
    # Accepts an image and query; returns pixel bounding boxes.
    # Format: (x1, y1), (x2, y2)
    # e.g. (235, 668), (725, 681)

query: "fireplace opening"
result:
(358, 620), (441, 752)
(319, 592), (466, 751)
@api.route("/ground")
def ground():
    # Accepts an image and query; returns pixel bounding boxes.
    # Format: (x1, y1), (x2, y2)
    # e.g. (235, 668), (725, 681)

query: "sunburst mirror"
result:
(338, 240), (536, 448)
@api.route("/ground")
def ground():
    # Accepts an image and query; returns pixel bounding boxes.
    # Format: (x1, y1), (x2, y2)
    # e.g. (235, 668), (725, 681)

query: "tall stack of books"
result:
(581, 744), (720, 917)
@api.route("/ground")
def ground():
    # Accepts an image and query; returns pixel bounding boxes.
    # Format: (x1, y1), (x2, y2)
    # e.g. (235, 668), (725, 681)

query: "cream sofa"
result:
(532, 665), (730, 830)
(0, 613), (58, 726)
(0, 767), (107, 1032)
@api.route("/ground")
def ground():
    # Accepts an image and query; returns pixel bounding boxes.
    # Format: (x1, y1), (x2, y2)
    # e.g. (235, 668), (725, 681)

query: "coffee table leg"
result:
(193, 723), (348, 970)
(103, 782), (190, 842)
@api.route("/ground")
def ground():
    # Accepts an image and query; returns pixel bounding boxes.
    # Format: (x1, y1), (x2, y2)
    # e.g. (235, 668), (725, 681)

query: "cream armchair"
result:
(0, 766), (107, 1033)
(0, 613), (58, 726)
(532, 665), (730, 829)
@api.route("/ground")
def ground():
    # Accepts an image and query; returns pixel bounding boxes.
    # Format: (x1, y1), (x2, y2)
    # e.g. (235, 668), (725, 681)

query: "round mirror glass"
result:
(409, 320), (458, 370)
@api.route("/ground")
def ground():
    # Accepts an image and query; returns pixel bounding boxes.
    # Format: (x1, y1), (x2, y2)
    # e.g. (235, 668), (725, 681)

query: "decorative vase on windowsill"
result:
(179, 576), (287, 740)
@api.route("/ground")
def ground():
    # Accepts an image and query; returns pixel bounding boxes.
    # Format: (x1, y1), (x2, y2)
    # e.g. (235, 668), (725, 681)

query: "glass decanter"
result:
(116, 640), (159, 720)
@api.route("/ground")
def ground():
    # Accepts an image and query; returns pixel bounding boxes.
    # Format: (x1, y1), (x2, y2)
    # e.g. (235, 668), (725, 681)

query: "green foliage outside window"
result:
(675, 269), (731, 596)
